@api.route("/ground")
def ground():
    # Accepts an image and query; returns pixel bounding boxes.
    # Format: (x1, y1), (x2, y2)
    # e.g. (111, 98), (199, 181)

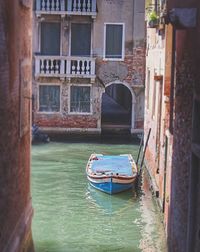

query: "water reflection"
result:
(86, 184), (137, 215)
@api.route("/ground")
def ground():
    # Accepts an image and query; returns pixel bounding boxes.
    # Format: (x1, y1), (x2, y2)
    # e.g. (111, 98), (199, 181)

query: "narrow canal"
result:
(32, 142), (167, 252)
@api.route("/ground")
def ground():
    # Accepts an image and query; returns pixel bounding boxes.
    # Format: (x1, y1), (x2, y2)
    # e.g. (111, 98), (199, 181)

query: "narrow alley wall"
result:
(0, 1), (34, 251)
(144, 1), (200, 251)
(168, 29), (195, 252)
(166, 1), (199, 251)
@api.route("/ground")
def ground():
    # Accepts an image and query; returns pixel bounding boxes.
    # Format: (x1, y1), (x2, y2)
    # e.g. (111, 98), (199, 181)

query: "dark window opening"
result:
(39, 85), (60, 112)
(101, 84), (132, 126)
(147, 69), (150, 109)
(41, 22), (60, 55)
(70, 86), (91, 113)
(105, 24), (123, 59)
(71, 23), (91, 57)
(152, 80), (156, 118)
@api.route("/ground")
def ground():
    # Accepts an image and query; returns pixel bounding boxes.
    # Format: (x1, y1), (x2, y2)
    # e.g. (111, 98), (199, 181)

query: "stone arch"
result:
(102, 80), (136, 131)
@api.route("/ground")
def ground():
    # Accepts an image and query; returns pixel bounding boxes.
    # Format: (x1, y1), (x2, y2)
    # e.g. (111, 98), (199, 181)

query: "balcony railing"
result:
(36, 0), (64, 12)
(35, 55), (96, 80)
(36, 0), (97, 17)
(67, 0), (96, 15)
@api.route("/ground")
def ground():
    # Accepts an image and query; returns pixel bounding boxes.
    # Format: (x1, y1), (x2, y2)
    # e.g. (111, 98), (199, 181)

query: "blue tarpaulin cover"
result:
(91, 155), (132, 175)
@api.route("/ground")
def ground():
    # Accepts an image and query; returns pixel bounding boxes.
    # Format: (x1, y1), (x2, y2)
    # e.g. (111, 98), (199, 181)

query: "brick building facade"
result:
(32, 0), (145, 137)
(0, 0), (34, 251)
(144, 0), (200, 251)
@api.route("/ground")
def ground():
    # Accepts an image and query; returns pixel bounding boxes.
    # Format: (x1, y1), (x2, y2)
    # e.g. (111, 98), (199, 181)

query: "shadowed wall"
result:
(0, 0), (34, 251)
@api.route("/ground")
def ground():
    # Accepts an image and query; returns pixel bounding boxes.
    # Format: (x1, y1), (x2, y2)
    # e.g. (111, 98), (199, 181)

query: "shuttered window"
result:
(71, 23), (91, 56)
(70, 86), (91, 113)
(41, 22), (60, 55)
(39, 85), (60, 112)
(105, 24), (123, 59)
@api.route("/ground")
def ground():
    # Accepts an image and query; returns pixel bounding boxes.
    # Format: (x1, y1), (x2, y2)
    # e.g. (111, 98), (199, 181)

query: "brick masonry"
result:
(124, 47), (146, 87)
(35, 114), (98, 128)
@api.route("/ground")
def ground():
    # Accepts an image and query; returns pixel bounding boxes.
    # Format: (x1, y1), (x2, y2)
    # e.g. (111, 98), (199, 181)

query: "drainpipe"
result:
(162, 135), (168, 213)
(169, 26), (176, 134)
(155, 0), (158, 14)
(32, 94), (35, 125)
(156, 78), (163, 174)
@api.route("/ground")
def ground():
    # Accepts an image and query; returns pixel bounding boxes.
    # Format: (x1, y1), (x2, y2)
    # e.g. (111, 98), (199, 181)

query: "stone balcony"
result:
(35, 0), (97, 18)
(35, 55), (96, 81)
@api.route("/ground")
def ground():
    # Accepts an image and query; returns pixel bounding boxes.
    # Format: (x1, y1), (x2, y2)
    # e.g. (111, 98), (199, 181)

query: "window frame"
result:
(39, 20), (62, 56)
(69, 21), (92, 57)
(146, 69), (151, 110)
(103, 23), (125, 61)
(151, 79), (157, 119)
(37, 83), (62, 114)
(68, 84), (92, 115)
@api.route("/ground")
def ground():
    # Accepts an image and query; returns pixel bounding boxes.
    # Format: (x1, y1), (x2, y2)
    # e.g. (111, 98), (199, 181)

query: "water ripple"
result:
(32, 142), (167, 252)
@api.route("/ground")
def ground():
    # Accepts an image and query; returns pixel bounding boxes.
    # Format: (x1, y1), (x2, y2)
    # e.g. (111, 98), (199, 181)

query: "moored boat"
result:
(86, 154), (138, 194)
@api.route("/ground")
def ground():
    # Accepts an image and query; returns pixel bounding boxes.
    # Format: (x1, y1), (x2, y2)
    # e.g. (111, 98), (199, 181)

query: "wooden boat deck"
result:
(90, 155), (134, 176)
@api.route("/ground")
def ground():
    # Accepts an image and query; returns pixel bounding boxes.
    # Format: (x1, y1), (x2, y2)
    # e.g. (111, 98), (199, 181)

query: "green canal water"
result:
(31, 142), (167, 252)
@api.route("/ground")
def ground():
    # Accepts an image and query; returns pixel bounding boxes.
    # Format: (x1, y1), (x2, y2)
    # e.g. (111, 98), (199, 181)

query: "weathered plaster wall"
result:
(144, 26), (166, 180)
(0, 0), (34, 251)
(94, 0), (134, 57)
(144, 21), (174, 240)
(95, 0), (145, 128)
(133, 0), (146, 46)
(33, 0), (146, 133)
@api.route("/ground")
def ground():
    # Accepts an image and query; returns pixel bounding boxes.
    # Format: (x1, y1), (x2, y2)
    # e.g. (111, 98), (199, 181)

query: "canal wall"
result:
(144, 0), (200, 251)
(0, 1), (34, 251)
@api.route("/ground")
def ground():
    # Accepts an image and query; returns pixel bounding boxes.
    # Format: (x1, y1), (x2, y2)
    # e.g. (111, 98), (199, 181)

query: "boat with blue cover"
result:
(86, 154), (138, 194)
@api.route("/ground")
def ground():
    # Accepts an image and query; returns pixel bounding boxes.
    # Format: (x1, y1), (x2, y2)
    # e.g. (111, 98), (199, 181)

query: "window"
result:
(39, 85), (60, 112)
(41, 22), (60, 55)
(104, 24), (124, 59)
(71, 23), (91, 56)
(70, 86), (91, 113)
(152, 80), (157, 118)
(146, 69), (150, 109)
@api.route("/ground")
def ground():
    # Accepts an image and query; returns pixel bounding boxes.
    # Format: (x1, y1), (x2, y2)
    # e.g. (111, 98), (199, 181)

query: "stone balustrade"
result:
(35, 55), (96, 79)
(37, 0), (63, 11)
(36, 0), (97, 16)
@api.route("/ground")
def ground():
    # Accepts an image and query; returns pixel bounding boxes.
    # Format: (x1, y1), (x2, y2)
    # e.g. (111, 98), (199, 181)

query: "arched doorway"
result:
(101, 81), (135, 133)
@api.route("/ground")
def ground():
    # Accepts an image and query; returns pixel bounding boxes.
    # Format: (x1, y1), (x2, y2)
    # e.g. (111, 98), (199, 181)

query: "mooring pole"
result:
(139, 128), (151, 176)
(136, 133), (144, 165)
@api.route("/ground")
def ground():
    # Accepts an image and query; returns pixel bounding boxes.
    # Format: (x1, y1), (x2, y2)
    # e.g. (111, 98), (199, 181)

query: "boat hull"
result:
(89, 181), (134, 194)
(87, 176), (136, 194)
(86, 154), (138, 194)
